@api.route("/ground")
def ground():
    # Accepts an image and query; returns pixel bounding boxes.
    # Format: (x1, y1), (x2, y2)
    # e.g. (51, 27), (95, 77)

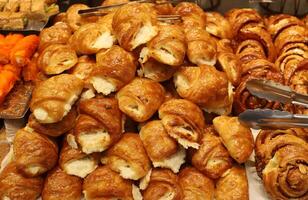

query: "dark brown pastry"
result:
(42, 167), (82, 200)
(0, 162), (43, 200)
(13, 128), (58, 177)
(288, 59), (308, 96)
(158, 99), (206, 149)
(236, 39), (267, 64)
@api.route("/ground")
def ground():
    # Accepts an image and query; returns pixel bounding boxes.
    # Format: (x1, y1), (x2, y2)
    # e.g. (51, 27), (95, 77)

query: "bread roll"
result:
(179, 167), (215, 200)
(75, 97), (123, 154)
(140, 120), (186, 173)
(116, 78), (165, 122)
(0, 162), (43, 200)
(13, 128), (58, 177)
(38, 44), (78, 75)
(90, 45), (136, 95)
(30, 74), (84, 124)
(213, 116), (254, 164)
(42, 167), (82, 200)
(158, 99), (206, 149)
(103, 133), (151, 180)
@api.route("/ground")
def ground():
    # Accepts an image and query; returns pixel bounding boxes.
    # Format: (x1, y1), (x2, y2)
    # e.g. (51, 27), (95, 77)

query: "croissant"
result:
(70, 13), (116, 55)
(158, 99), (205, 149)
(140, 120), (186, 173)
(102, 133), (151, 180)
(66, 4), (97, 31)
(255, 129), (308, 199)
(140, 23), (186, 67)
(215, 165), (249, 200)
(205, 12), (232, 39)
(70, 55), (96, 86)
(213, 116), (254, 164)
(38, 44), (78, 75)
(112, 3), (158, 51)
(59, 139), (98, 178)
(13, 128), (58, 177)
(185, 27), (217, 66)
(217, 51), (241, 86)
(174, 65), (233, 115)
(38, 22), (72, 52)
(83, 166), (134, 200)
(90, 45), (136, 95)
(143, 169), (183, 200)
(42, 167), (82, 200)
(75, 97), (123, 154)
(116, 78), (165, 122)
(0, 162), (43, 200)
(190, 126), (232, 179)
(30, 74), (83, 123)
(236, 39), (267, 64)
(179, 167), (215, 200)
(27, 107), (77, 137)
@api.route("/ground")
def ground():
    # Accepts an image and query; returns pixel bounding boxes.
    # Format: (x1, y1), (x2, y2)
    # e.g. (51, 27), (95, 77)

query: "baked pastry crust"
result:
(205, 12), (232, 39)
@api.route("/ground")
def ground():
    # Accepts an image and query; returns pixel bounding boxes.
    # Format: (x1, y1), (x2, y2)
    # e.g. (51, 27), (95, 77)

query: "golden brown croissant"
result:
(255, 129), (308, 200)
(13, 128), (58, 177)
(215, 165), (249, 200)
(217, 51), (241, 86)
(59, 139), (98, 178)
(140, 120), (186, 173)
(158, 99), (205, 149)
(205, 12), (232, 39)
(38, 22), (72, 52)
(38, 44), (78, 75)
(74, 97), (123, 154)
(83, 166), (135, 200)
(112, 3), (158, 51)
(0, 162), (43, 200)
(179, 167), (215, 200)
(213, 116), (254, 164)
(66, 4), (97, 31)
(69, 55), (96, 87)
(116, 78), (165, 122)
(185, 27), (217, 66)
(174, 65), (233, 115)
(70, 13), (116, 55)
(190, 126), (232, 179)
(27, 107), (77, 137)
(90, 45), (136, 95)
(42, 166), (82, 200)
(235, 39), (267, 64)
(102, 133), (151, 180)
(140, 23), (186, 67)
(143, 169), (183, 200)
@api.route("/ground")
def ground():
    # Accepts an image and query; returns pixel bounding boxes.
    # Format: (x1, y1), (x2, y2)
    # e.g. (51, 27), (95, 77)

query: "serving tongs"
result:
(239, 79), (308, 129)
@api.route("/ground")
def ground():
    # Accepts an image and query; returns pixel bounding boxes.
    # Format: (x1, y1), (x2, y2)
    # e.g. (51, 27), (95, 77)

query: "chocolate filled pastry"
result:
(140, 23), (186, 67)
(30, 74), (84, 124)
(75, 97), (123, 154)
(38, 22), (72, 51)
(70, 13), (116, 55)
(70, 55), (96, 86)
(13, 128), (58, 177)
(185, 27), (217, 66)
(215, 165), (249, 200)
(190, 126), (232, 179)
(213, 116), (254, 164)
(59, 139), (98, 178)
(217, 51), (241, 86)
(112, 3), (158, 51)
(255, 129), (308, 200)
(83, 166), (135, 200)
(66, 4), (96, 31)
(179, 167), (215, 200)
(27, 107), (77, 137)
(158, 99), (206, 149)
(140, 120), (186, 173)
(236, 39), (267, 64)
(116, 78), (165, 122)
(288, 59), (308, 95)
(90, 45), (136, 95)
(0, 162), (43, 200)
(174, 65), (233, 115)
(143, 169), (183, 200)
(205, 12), (232, 39)
(38, 44), (78, 75)
(102, 133), (151, 180)
(42, 167), (82, 200)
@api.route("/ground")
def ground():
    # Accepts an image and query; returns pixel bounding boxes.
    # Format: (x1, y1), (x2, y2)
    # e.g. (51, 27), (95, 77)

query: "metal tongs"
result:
(239, 79), (308, 129)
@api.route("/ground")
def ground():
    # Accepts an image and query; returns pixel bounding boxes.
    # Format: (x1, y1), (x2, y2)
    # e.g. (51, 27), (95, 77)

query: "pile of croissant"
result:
(0, 1), (307, 200)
